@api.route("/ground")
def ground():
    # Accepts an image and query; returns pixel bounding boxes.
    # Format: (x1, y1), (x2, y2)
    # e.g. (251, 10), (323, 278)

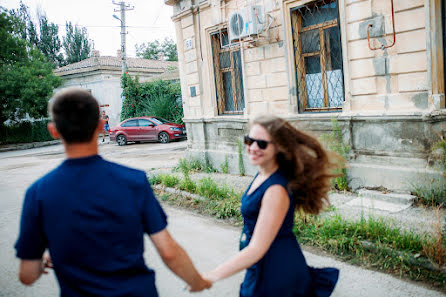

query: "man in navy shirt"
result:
(15, 87), (211, 296)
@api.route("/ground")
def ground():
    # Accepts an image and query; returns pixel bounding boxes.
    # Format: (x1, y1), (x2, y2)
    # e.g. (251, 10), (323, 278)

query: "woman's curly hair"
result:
(251, 114), (338, 215)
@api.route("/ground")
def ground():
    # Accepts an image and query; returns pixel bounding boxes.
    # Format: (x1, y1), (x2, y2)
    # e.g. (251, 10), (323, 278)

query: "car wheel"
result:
(158, 132), (170, 143)
(116, 134), (127, 146)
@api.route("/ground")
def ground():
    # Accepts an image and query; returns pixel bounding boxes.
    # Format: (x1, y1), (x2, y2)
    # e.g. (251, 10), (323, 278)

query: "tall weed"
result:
(411, 136), (446, 207)
(238, 139), (245, 176)
(320, 118), (350, 191)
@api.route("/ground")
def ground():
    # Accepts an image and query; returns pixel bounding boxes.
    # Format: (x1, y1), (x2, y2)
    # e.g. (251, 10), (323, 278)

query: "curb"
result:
(0, 137), (113, 153)
(0, 140), (62, 153)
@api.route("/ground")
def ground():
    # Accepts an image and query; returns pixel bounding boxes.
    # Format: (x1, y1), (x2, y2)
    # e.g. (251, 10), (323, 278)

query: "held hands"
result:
(41, 252), (53, 274)
(186, 273), (213, 292)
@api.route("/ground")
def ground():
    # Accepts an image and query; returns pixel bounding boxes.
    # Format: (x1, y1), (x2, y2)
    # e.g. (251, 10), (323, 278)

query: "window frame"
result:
(121, 119), (138, 127)
(290, 0), (346, 113)
(210, 29), (245, 115)
(138, 119), (155, 127)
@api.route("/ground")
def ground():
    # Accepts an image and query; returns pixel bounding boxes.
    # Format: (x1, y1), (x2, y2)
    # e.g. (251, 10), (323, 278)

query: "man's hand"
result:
(188, 275), (212, 292)
(150, 229), (212, 293)
(19, 252), (53, 285)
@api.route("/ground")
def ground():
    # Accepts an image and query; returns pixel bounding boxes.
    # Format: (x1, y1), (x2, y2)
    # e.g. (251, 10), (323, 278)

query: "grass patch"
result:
(174, 157), (217, 174)
(149, 174), (179, 187)
(151, 173), (242, 220)
(294, 213), (446, 288)
(150, 173), (446, 290)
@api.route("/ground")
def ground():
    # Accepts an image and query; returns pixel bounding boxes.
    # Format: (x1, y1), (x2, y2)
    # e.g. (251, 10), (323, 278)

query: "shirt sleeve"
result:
(14, 184), (47, 259)
(141, 178), (168, 235)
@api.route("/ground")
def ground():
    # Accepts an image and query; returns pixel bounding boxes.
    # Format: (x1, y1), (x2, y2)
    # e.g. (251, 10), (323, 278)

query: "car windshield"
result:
(150, 117), (171, 125)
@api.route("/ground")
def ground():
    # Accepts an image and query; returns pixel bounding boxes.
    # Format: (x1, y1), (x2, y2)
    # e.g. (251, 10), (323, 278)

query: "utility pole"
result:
(112, 1), (134, 75)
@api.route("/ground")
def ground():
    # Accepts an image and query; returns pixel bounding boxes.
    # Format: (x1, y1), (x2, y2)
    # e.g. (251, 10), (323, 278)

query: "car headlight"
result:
(169, 127), (182, 131)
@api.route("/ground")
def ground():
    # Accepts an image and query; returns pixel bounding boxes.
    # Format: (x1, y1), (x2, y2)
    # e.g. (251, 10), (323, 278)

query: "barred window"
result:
(291, 0), (345, 112)
(211, 30), (245, 115)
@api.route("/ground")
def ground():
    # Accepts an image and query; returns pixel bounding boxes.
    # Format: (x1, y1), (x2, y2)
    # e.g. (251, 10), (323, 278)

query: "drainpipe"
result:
(240, 41), (250, 118)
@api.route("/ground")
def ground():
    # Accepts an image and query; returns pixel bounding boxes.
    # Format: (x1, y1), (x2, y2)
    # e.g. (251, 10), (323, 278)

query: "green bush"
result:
(179, 176), (196, 192)
(197, 177), (230, 200)
(0, 120), (53, 144)
(121, 74), (183, 124)
(159, 174), (179, 187)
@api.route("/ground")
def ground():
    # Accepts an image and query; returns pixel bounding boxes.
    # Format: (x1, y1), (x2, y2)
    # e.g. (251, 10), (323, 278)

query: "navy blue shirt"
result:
(15, 155), (167, 297)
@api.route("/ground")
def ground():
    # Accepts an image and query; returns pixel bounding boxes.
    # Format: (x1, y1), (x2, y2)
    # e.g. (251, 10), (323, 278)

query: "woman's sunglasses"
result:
(244, 135), (271, 150)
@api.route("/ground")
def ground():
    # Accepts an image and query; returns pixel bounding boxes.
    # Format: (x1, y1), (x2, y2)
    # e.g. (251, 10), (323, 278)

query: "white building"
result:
(54, 50), (178, 127)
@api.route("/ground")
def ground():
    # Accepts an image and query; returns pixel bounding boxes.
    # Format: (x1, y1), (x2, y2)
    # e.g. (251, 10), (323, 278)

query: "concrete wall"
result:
(56, 71), (123, 127)
(168, 0), (446, 191)
(185, 113), (446, 191)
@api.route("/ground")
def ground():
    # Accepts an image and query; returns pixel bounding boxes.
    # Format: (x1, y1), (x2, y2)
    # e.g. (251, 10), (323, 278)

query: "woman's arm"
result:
(206, 184), (290, 282)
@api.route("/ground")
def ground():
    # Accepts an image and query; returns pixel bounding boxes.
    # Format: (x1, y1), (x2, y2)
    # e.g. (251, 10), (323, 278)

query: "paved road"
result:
(0, 141), (443, 297)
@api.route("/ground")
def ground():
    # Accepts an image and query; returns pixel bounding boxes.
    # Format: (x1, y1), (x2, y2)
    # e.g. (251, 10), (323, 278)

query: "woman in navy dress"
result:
(205, 115), (339, 297)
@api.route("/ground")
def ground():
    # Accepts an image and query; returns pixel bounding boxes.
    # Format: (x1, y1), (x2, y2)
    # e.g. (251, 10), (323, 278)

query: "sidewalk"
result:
(148, 169), (445, 237)
(0, 137), (112, 153)
(0, 139), (62, 153)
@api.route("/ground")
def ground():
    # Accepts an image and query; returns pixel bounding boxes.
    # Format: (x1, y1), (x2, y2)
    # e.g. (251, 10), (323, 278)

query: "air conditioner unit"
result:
(228, 5), (264, 41)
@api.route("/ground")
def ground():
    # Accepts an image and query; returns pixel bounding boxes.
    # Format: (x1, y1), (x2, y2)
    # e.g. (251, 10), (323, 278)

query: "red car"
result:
(110, 116), (186, 146)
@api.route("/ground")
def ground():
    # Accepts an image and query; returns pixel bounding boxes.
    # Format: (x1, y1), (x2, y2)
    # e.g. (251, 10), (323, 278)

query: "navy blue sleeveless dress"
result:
(239, 170), (339, 297)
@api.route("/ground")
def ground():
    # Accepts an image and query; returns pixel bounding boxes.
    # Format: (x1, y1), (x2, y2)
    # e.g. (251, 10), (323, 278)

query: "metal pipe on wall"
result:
(367, 0), (396, 50)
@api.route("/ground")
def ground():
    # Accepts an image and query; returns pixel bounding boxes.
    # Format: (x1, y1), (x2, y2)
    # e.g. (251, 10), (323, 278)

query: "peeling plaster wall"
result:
(55, 71), (123, 127)
(346, 0), (433, 113)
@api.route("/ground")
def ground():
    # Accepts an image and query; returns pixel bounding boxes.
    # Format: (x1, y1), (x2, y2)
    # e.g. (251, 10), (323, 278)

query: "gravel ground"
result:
(147, 169), (445, 237)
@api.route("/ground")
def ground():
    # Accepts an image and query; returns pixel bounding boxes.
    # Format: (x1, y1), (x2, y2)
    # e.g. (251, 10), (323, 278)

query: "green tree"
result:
(0, 10), (62, 124)
(135, 37), (178, 61)
(37, 14), (64, 67)
(136, 39), (161, 60)
(63, 21), (91, 64)
(9, 2), (64, 67)
(161, 37), (178, 61)
(9, 2), (38, 45)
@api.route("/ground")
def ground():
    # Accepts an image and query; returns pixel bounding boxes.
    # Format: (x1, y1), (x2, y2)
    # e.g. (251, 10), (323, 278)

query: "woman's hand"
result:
(202, 271), (219, 283)
(41, 252), (53, 274)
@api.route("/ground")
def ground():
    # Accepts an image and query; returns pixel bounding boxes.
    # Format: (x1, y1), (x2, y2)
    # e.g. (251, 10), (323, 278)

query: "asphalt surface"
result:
(0, 140), (443, 297)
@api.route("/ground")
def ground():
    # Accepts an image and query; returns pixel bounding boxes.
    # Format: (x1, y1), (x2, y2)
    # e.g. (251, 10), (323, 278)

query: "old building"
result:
(54, 50), (178, 127)
(165, 0), (446, 191)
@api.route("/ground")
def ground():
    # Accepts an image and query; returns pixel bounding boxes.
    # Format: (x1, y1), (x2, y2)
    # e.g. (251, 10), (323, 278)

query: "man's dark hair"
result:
(49, 88), (100, 143)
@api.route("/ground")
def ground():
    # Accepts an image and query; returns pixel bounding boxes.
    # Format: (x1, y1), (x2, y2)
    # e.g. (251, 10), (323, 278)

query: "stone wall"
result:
(185, 113), (446, 191)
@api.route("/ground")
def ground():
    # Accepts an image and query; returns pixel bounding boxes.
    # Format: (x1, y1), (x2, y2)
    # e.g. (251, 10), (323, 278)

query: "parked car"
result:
(110, 116), (186, 146)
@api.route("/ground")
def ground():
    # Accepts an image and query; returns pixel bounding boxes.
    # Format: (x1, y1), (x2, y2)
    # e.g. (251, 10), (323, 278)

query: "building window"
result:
(211, 30), (245, 115)
(291, 0), (344, 112)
